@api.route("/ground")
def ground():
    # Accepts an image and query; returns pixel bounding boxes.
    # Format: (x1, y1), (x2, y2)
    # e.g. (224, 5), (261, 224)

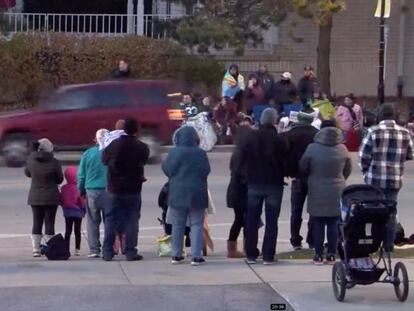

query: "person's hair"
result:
(115, 119), (125, 130)
(260, 108), (278, 126)
(321, 119), (337, 128)
(378, 103), (396, 121)
(124, 118), (139, 135)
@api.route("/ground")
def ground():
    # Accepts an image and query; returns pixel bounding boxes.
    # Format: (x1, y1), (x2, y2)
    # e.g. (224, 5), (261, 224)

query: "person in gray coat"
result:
(162, 126), (211, 266)
(25, 138), (64, 257)
(300, 125), (352, 265)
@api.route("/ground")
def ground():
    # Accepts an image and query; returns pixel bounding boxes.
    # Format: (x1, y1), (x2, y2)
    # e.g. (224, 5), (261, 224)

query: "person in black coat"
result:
(297, 65), (319, 105)
(111, 59), (131, 79)
(226, 123), (253, 258)
(102, 118), (149, 262)
(272, 72), (298, 115)
(255, 64), (275, 101)
(239, 108), (288, 264)
(282, 112), (319, 250)
(25, 138), (64, 257)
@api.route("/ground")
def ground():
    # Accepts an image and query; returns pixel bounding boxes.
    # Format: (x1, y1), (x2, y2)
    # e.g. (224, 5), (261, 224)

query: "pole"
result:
(378, 0), (386, 105)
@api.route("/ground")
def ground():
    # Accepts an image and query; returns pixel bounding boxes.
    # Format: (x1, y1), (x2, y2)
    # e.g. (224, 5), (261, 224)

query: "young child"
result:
(60, 166), (86, 256)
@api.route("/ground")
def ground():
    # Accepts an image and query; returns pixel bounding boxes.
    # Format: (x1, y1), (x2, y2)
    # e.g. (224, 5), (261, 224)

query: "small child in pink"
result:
(60, 166), (86, 256)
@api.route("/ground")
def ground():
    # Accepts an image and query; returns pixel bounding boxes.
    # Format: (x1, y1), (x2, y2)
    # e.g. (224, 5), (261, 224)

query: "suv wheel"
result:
(140, 133), (161, 164)
(2, 133), (31, 167)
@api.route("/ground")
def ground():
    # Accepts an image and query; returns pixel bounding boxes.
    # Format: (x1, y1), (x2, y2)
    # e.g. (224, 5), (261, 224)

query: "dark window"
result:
(94, 88), (129, 108)
(54, 90), (97, 110)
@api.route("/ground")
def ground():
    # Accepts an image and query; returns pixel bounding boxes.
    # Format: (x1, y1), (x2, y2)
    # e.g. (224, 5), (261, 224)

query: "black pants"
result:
(31, 205), (58, 235)
(65, 217), (82, 250)
(229, 208), (245, 241)
(290, 179), (314, 247)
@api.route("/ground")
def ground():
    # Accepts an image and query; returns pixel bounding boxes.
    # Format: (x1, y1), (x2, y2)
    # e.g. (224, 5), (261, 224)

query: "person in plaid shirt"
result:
(359, 103), (414, 251)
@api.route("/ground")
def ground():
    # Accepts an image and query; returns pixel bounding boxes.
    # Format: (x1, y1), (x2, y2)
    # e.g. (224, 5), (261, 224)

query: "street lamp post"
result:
(378, 0), (386, 105)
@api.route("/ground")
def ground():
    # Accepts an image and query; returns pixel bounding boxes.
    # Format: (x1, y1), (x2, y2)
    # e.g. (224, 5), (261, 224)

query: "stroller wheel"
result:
(394, 262), (409, 302)
(332, 262), (347, 302)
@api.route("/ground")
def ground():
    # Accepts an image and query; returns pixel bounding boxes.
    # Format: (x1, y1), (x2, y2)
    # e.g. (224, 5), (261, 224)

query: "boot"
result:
(31, 234), (42, 257)
(227, 240), (245, 258)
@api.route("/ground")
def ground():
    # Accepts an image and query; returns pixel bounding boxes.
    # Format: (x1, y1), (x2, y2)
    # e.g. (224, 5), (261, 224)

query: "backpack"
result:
(43, 234), (71, 260)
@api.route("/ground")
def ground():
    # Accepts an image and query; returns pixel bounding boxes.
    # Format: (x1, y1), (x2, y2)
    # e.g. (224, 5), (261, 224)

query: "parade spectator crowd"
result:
(24, 63), (414, 267)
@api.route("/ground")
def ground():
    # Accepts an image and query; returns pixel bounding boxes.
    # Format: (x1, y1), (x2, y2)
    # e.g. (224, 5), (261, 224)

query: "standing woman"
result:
(336, 94), (364, 151)
(222, 64), (245, 112)
(300, 124), (352, 265)
(25, 139), (63, 257)
(162, 126), (211, 266)
(226, 121), (254, 258)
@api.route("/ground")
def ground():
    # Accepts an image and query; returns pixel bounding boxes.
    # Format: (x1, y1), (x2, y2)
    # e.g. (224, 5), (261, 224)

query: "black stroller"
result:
(332, 184), (409, 302)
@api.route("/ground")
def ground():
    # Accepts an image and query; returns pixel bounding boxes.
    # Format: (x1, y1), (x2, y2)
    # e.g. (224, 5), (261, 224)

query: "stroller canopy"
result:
(341, 184), (385, 208)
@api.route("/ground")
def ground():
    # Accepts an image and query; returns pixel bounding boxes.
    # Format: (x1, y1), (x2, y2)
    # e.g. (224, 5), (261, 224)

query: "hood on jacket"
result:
(173, 126), (200, 147)
(314, 127), (344, 146)
(64, 166), (78, 184)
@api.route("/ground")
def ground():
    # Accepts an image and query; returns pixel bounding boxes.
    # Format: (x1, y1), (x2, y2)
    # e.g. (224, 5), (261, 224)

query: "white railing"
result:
(0, 13), (184, 38)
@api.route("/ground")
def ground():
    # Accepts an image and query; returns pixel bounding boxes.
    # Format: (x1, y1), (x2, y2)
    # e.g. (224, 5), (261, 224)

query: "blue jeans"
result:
(290, 179), (313, 247)
(382, 188), (399, 251)
(245, 185), (283, 261)
(312, 216), (338, 257)
(86, 190), (107, 254)
(169, 207), (205, 259)
(102, 193), (142, 259)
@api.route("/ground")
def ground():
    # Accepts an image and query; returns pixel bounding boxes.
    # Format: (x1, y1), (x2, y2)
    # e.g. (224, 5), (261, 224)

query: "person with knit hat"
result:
(281, 111), (319, 251)
(25, 138), (63, 257)
(78, 129), (109, 258)
(239, 108), (288, 265)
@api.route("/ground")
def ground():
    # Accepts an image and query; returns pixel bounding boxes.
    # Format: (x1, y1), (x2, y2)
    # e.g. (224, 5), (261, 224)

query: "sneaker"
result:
(102, 255), (113, 262)
(191, 258), (206, 266)
(313, 255), (324, 265)
(75, 249), (81, 256)
(126, 254), (144, 262)
(325, 254), (336, 265)
(246, 258), (257, 265)
(33, 251), (41, 258)
(171, 256), (185, 265)
(263, 260), (275, 266)
(88, 253), (100, 258)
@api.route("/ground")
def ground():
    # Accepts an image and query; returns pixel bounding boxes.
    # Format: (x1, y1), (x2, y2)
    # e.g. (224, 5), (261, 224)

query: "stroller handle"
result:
(354, 199), (397, 213)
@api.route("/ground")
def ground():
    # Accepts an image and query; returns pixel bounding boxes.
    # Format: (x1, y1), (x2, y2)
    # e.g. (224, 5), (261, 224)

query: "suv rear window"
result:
(128, 84), (185, 106)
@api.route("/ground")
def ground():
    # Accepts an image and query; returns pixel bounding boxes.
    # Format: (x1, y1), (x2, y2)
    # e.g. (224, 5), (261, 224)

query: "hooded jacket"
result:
(300, 127), (352, 217)
(222, 65), (245, 99)
(61, 166), (86, 218)
(25, 151), (64, 206)
(162, 126), (211, 210)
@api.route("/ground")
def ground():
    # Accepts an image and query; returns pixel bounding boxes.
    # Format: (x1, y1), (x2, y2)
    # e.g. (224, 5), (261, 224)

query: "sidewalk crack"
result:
(119, 262), (132, 285)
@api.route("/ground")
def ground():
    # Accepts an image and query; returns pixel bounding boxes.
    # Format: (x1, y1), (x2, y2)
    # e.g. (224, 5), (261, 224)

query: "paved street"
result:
(0, 152), (413, 310)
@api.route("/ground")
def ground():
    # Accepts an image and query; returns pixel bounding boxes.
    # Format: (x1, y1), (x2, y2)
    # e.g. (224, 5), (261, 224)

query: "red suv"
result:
(0, 80), (185, 166)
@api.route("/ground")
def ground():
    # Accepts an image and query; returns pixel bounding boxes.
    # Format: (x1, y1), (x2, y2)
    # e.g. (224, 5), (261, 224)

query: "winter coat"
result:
(77, 146), (107, 194)
(111, 69), (131, 79)
(102, 135), (149, 194)
(222, 71), (245, 99)
(299, 127), (352, 217)
(244, 85), (266, 112)
(61, 167), (86, 218)
(282, 123), (319, 178)
(272, 80), (298, 105)
(255, 71), (275, 100)
(298, 76), (319, 104)
(162, 126), (211, 210)
(239, 124), (288, 186)
(336, 104), (364, 132)
(25, 151), (64, 206)
(226, 126), (252, 209)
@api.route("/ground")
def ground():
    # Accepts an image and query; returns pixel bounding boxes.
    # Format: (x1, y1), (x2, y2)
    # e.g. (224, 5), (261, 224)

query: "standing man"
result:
(78, 129), (109, 258)
(272, 72), (298, 115)
(240, 108), (287, 265)
(255, 64), (274, 102)
(102, 118), (149, 261)
(359, 104), (413, 251)
(297, 65), (319, 105)
(282, 112), (318, 250)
